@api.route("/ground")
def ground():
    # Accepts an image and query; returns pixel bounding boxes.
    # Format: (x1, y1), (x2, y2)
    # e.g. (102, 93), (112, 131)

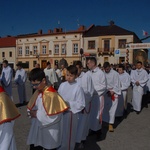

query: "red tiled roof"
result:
(0, 37), (16, 48)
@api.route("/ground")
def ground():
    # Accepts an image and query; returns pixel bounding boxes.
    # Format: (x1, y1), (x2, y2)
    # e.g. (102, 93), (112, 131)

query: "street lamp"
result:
(80, 48), (84, 61)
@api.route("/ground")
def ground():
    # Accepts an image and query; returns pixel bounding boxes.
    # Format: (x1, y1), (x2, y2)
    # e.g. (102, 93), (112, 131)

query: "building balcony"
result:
(97, 48), (115, 56)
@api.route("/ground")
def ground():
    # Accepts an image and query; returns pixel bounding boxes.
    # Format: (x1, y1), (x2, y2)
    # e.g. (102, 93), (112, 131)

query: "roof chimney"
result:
(78, 25), (85, 31)
(54, 28), (59, 33)
(48, 29), (53, 34)
(38, 29), (42, 35)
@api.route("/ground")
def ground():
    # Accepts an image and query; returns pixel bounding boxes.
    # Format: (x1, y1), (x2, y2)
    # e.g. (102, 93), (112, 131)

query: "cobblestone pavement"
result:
(13, 80), (150, 150)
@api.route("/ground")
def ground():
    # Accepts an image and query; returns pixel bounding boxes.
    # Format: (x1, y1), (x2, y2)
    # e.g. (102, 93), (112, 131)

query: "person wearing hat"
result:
(14, 62), (27, 105)
(0, 60), (13, 99)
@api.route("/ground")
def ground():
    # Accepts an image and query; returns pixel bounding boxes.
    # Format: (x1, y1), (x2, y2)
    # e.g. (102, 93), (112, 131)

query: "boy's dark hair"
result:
(29, 68), (46, 82)
(47, 61), (51, 66)
(103, 62), (110, 68)
(67, 65), (78, 75)
(3, 60), (8, 64)
(87, 57), (97, 65)
(118, 64), (125, 70)
(137, 61), (142, 65)
(75, 61), (83, 68)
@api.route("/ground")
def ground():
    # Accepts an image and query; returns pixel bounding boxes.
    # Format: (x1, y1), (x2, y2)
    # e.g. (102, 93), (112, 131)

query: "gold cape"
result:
(0, 86), (20, 124)
(27, 86), (69, 116)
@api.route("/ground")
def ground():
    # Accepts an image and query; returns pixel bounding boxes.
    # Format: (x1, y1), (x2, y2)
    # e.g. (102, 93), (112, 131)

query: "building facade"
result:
(0, 36), (16, 69)
(16, 26), (86, 71)
(0, 23), (148, 71)
(82, 23), (147, 67)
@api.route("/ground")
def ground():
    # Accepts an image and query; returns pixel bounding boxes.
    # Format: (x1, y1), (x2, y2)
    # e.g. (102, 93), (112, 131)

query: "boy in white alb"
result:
(87, 57), (106, 139)
(0, 85), (20, 150)
(116, 64), (131, 117)
(0, 60), (13, 99)
(14, 62), (27, 104)
(27, 68), (68, 150)
(103, 62), (121, 132)
(130, 61), (148, 114)
(58, 65), (85, 150)
(75, 61), (94, 148)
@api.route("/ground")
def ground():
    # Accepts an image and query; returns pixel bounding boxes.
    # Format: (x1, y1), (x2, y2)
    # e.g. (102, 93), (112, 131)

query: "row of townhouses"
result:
(0, 22), (148, 71)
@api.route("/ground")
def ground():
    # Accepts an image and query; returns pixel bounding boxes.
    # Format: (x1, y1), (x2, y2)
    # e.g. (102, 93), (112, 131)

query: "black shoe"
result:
(123, 110), (128, 118)
(136, 111), (140, 115)
(88, 130), (96, 136)
(75, 142), (84, 149)
(96, 129), (102, 141)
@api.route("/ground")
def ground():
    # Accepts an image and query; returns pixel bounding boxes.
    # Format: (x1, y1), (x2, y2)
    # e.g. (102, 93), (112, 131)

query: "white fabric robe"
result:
(0, 121), (17, 150)
(103, 69), (121, 124)
(14, 68), (27, 104)
(0, 66), (13, 99)
(130, 68), (148, 111)
(58, 81), (85, 150)
(116, 71), (131, 116)
(76, 71), (94, 143)
(89, 67), (107, 131)
(55, 69), (62, 89)
(27, 93), (63, 149)
(44, 68), (58, 86)
(146, 73), (150, 92)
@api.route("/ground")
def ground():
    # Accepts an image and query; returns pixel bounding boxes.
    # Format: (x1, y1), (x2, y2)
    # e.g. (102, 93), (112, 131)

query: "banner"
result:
(126, 43), (150, 49)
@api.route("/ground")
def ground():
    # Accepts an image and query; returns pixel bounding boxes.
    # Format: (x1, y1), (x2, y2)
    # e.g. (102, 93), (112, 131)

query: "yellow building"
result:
(16, 26), (86, 71)
(82, 23), (144, 67)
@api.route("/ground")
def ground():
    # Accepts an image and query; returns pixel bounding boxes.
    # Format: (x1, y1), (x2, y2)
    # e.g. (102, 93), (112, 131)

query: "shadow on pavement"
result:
(75, 135), (101, 150)
(15, 101), (28, 107)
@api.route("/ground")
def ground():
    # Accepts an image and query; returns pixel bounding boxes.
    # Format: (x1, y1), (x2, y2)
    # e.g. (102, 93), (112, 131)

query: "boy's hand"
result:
(30, 110), (37, 118)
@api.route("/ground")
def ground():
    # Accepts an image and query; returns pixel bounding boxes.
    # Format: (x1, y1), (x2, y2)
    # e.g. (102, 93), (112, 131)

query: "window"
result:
(61, 44), (66, 54)
(73, 43), (78, 54)
(9, 52), (12, 57)
(33, 61), (37, 67)
(18, 47), (22, 55)
(42, 45), (47, 54)
(118, 39), (126, 48)
(54, 44), (59, 54)
(25, 46), (29, 55)
(104, 40), (110, 51)
(2, 52), (5, 57)
(33, 46), (37, 55)
(88, 41), (95, 49)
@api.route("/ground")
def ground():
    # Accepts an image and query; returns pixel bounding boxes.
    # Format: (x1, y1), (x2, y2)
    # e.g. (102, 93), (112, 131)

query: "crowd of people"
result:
(0, 58), (150, 150)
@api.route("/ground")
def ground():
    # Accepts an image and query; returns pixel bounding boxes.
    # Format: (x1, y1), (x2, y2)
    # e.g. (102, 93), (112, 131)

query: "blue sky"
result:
(0, 0), (150, 43)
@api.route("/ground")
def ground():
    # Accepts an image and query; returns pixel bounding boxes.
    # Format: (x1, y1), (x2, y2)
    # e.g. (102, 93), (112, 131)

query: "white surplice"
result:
(116, 71), (131, 116)
(103, 69), (121, 124)
(44, 68), (58, 86)
(145, 73), (150, 92)
(27, 93), (63, 149)
(0, 66), (13, 99)
(14, 68), (27, 104)
(89, 67), (107, 131)
(58, 81), (85, 150)
(76, 71), (94, 143)
(0, 121), (17, 150)
(130, 68), (148, 111)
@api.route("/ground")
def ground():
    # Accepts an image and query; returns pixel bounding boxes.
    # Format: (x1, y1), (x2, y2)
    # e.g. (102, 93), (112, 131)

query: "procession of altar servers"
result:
(0, 59), (150, 150)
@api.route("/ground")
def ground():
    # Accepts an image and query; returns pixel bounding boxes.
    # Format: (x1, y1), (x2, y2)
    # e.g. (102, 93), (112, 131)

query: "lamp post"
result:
(80, 48), (84, 62)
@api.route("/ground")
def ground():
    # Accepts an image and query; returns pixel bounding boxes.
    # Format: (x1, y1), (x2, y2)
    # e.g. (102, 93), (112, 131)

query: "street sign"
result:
(126, 43), (150, 49)
(115, 49), (120, 56)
